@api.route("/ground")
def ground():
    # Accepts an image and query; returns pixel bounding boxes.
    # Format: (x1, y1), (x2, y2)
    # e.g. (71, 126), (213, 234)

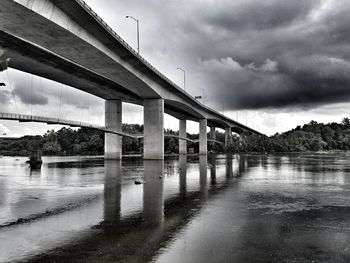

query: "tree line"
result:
(1, 118), (350, 156)
(227, 118), (350, 153)
(0, 124), (224, 156)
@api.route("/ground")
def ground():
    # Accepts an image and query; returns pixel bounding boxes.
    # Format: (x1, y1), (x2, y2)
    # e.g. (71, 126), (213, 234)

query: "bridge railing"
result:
(74, 1), (201, 101)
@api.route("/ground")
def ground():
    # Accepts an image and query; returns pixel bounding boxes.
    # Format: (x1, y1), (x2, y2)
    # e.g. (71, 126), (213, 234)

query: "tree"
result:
(42, 141), (62, 155)
(342, 117), (350, 129)
(87, 134), (103, 153)
(73, 142), (88, 154)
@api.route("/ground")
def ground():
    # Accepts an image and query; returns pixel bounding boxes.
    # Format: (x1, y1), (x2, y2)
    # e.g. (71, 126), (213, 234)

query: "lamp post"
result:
(195, 89), (206, 105)
(200, 88), (205, 105)
(177, 67), (186, 91)
(126, 15), (140, 54)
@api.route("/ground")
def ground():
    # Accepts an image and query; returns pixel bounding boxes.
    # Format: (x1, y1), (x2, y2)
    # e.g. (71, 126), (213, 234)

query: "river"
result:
(0, 153), (350, 262)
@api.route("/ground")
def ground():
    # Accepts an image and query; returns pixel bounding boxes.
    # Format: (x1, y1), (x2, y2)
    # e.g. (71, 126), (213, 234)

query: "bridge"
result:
(0, 0), (263, 160)
(0, 112), (224, 145)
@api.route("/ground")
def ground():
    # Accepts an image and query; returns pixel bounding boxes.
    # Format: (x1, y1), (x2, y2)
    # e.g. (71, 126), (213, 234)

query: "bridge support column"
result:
(225, 127), (232, 148)
(199, 119), (207, 155)
(179, 119), (187, 155)
(144, 99), (164, 159)
(210, 127), (216, 140)
(105, 100), (122, 160)
(210, 126), (216, 147)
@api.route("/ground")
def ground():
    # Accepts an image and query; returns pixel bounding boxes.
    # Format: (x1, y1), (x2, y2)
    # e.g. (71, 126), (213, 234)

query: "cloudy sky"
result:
(1, 0), (350, 136)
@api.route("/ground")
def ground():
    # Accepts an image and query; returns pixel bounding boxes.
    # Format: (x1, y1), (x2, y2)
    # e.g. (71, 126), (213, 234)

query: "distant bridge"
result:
(0, 112), (224, 145)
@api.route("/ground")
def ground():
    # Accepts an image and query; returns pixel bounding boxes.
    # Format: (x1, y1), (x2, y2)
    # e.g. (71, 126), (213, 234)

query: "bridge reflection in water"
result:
(0, 155), (249, 262)
(0, 155), (248, 262)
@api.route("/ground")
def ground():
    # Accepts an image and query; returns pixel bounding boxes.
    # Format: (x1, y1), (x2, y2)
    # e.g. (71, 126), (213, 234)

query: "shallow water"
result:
(1, 153), (350, 262)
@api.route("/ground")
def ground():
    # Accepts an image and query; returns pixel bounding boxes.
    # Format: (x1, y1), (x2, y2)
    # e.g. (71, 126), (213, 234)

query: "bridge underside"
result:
(0, 30), (139, 101)
(0, 30), (205, 123)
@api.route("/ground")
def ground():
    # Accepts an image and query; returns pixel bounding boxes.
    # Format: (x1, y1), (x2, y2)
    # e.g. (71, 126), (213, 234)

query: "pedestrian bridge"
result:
(0, 112), (224, 145)
(0, 0), (262, 159)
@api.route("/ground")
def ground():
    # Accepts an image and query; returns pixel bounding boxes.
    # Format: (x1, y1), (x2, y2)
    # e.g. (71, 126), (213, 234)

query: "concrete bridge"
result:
(0, 0), (263, 159)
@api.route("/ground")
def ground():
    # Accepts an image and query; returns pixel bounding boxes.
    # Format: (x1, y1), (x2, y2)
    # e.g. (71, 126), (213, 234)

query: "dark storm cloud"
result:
(199, 54), (350, 110)
(205, 0), (319, 31)
(182, 0), (350, 110)
(54, 0), (350, 111)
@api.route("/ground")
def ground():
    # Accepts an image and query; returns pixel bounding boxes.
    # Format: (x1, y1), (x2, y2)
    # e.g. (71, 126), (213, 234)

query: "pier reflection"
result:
(20, 155), (242, 262)
(226, 155), (233, 178)
(200, 155), (208, 199)
(143, 160), (164, 225)
(179, 155), (187, 196)
(104, 160), (122, 222)
(209, 155), (217, 185)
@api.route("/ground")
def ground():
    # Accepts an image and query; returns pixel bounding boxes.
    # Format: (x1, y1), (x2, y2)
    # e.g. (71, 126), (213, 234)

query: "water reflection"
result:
(200, 155), (208, 199)
(3, 153), (350, 262)
(9, 154), (238, 262)
(104, 160), (122, 222)
(179, 155), (187, 196)
(209, 155), (216, 185)
(238, 154), (248, 175)
(226, 155), (233, 178)
(143, 160), (164, 225)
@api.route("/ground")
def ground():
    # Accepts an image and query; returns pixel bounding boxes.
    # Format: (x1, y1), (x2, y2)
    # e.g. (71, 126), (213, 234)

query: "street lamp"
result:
(195, 88), (206, 105)
(126, 15), (140, 54)
(177, 67), (186, 91)
(200, 88), (205, 105)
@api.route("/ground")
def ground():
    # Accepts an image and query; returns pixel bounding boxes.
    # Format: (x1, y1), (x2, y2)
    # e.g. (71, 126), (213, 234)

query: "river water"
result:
(0, 153), (350, 262)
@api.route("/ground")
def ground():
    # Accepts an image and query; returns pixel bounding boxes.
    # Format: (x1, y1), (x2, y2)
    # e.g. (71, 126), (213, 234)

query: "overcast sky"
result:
(1, 0), (350, 136)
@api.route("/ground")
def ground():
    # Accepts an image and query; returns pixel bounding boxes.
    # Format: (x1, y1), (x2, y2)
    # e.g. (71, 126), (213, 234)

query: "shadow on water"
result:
(25, 155), (246, 263)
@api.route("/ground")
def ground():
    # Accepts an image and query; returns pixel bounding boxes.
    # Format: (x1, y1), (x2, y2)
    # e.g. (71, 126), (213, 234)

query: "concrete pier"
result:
(225, 127), (232, 148)
(144, 99), (164, 159)
(179, 119), (187, 155)
(199, 119), (208, 155)
(28, 150), (42, 169)
(105, 100), (122, 159)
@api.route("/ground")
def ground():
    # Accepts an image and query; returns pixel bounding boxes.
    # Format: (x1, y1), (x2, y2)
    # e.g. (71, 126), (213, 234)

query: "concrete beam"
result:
(105, 100), (122, 159)
(144, 99), (164, 159)
(179, 119), (187, 155)
(199, 119), (208, 155)
(225, 127), (232, 148)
